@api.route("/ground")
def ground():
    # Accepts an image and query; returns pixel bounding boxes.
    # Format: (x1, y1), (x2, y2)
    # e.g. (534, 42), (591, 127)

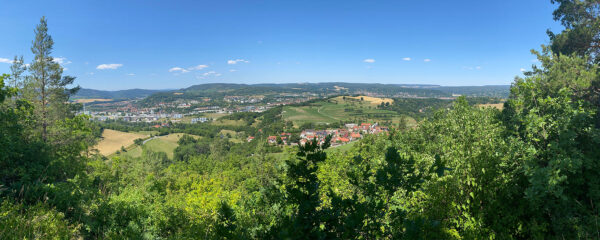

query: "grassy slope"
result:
(326, 141), (357, 153)
(283, 96), (413, 127)
(119, 133), (201, 159)
(144, 138), (179, 159)
(95, 129), (149, 156)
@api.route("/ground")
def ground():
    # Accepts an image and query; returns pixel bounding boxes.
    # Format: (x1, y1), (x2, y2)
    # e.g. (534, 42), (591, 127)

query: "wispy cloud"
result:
(169, 64), (208, 73)
(188, 64), (208, 71)
(203, 71), (222, 77)
(0, 58), (14, 64)
(520, 68), (526, 72)
(169, 67), (190, 73)
(402, 57), (411, 61)
(363, 58), (375, 63)
(463, 66), (482, 70)
(424, 59), (431, 62)
(127, 73), (135, 76)
(53, 57), (71, 65)
(97, 63), (123, 70)
(227, 59), (249, 65)
(229, 69), (237, 72)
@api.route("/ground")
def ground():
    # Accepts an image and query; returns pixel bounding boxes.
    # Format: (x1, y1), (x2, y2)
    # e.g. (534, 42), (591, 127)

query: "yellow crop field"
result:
(95, 129), (149, 156)
(346, 96), (394, 106)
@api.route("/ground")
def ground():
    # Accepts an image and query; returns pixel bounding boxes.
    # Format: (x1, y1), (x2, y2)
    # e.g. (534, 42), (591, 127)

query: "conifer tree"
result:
(27, 17), (79, 141)
(9, 55), (26, 89)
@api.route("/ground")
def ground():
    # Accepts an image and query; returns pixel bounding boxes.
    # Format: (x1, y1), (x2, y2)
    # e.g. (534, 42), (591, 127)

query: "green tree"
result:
(26, 17), (79, 141)
(277, 135), (331, 239)
(9, 55), (26, 89)
(548, 0), (600, 62)
(503, 52), (600, 237)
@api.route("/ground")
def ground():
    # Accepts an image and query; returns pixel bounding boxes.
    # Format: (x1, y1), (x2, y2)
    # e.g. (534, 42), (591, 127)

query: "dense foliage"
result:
(2, 2), (600, 238)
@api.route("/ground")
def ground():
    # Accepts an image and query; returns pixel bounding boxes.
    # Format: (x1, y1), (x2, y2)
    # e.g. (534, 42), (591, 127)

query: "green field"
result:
(326, 141), (357, 153)
(120, 145), (143, 158)
(135, 130), (159, 136)
(283, 96), (414, 127)
(144, 138), (179, 159)
(116, 133), (199, 159)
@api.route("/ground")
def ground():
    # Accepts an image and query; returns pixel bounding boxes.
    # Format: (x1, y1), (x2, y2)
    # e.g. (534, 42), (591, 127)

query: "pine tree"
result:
(27, 17), (79, 141)
(9, 55), (26, 89)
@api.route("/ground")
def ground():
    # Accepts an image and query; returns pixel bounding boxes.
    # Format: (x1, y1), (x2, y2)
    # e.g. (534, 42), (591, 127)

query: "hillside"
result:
(138, 82), (512, 106)
(140, 82), (451, 103)
(434, 85), (510, 98)
(74, 88), (169, 100)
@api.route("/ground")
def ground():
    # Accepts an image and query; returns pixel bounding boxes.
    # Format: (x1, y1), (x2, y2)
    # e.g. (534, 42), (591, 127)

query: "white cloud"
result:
(520, 68), (526, 72)
(169, 67), (189, 73)
(203, 71), (221, 77)
(96, 63), (123, 70)
(0, 58), (14, 64)
(229, 69), (237, 72)
(127, 73), (135, 76)
(170, 64), (209, 73)
(463, 66), (482, 70)
(188, 64), (208, 71)
(227, 59), (249, 64)
(402, 57), (411, 61)
(53, 57), (71, 65)
(63, 68), (69, 71)
(363, 58), (375, 63)
(424, 59), (431, 62)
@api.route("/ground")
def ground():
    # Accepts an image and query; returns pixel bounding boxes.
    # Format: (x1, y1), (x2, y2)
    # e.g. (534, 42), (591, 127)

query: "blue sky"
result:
(0, 0), (562, 90)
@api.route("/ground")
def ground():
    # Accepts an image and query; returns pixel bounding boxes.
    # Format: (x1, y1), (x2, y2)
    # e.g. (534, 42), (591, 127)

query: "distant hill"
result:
(74, 88), (169, 100)
(75, 83), (511, 103)
(141, 82), (452, 104)
(433, 85), (511, 98)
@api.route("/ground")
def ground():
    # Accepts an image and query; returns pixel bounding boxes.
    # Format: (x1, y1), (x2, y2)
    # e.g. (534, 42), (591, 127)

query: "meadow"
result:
(95, 129), (148, 155)
(120, 133), (201, 158)
(283, 96), (414, 127)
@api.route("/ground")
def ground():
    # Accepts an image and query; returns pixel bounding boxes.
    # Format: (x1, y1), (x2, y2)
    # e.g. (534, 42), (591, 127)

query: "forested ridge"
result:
(2, 1), (600, 239)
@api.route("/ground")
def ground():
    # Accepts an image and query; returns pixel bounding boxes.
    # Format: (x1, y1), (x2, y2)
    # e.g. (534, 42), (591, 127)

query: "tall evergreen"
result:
(9, 55), (26, 89)
(27, 17), (79, 141)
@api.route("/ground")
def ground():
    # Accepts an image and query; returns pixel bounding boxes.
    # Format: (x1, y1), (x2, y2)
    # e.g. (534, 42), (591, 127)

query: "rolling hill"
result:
(74, 88), (170, 100)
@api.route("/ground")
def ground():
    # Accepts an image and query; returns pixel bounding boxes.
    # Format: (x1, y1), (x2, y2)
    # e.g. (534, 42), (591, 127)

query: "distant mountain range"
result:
(73, 88), (170, 100)
(74, 83), (511, 101)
